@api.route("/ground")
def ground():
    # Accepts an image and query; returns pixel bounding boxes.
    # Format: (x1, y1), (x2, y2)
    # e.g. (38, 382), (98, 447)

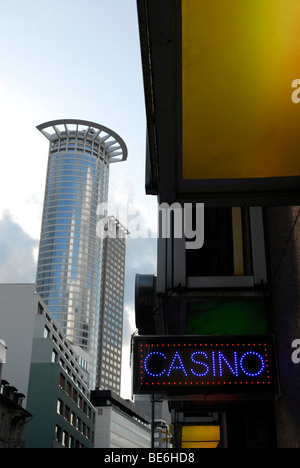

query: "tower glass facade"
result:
(36, 120), (127, 389)
(97, 217), (128, 394)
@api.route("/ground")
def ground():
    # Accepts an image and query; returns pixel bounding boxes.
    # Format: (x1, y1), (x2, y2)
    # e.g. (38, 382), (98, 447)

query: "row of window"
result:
(49, 157), (106, 171)
(44, 196), (100, 208)
(104, 287), (124, 307)
(57, 397), (94, 434)
(38, 259), (102, 276)
(102, 336), (122, 348)
(39, 245), (101, 258)
(47, 316), (99, 335)
(38, 284), (102, 301)
(55, 425), (93, 449)
(45, 182), (106, 197)
(42, 314), (87, 385)
(100, 379), (120, 393)
(47, 172), (105, 187)
(39, 238), (102, 256)
(103, 319), (122, 332)
(42, 205), (97, 216)
(43, 306), (100, 322)
(103, 326), (122, 341)
(41, 308), (93, 389)
(50, 138), (107, 153)
(47, 170), (104, 184)
(38, 284), (101, 299)
(50, 150), (109, 168)
(45, 191), (102, 205)
(58, 373), (93, 420)
(45, 175), (104, 186)
(50, 150), (104, 163)
(104, 309), (123, 323)
(38, 250), (101, 263)
(50, 146), (107, 159)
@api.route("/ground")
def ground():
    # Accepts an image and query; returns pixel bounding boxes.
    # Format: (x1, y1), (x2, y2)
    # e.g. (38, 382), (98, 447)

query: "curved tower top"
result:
(37, 119), (128, 164)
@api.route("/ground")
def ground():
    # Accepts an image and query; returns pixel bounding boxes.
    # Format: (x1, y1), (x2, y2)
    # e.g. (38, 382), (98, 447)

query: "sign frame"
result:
(137, 0), (300, 206)
(133, 335), (278, 396)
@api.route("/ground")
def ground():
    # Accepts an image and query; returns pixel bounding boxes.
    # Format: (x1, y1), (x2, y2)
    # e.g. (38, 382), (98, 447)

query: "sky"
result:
(0, 0), (158, 399)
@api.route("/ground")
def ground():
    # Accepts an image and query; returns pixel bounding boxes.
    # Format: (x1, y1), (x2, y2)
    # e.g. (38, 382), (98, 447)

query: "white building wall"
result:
(110, 408), (151, 449)
(0, 284), (37, 401)
(0, 339), (6, 382)
(94, 407), (112, 448)
(94, 405), (150, 449)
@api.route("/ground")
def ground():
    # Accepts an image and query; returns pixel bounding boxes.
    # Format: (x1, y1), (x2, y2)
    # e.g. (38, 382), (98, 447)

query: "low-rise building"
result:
(0, 284), (95, 448)
(25, 306), (95, 448)
(0, 343), (32, 449)
(91, 389), (150, 448)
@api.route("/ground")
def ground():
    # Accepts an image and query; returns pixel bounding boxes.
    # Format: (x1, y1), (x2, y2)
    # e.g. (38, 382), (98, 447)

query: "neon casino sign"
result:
(133, 336), (278, 395)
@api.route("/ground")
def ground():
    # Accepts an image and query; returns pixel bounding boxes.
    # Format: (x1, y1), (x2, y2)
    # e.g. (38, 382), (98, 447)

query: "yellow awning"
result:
(182, 0), (300, 180)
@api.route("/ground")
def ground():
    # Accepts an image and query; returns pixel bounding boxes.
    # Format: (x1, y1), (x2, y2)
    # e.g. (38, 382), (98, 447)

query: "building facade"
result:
(25, 309), (95, 448)
(0, 284), (41, 400)
(134, 0), (300, 448)
(0, 341), (32, 449)
(97, 217), (128, 394)
(0, 284), (95, 448)
(265, 206), (300, 448)
(35, 119), (127, 389)
(91, 389), (150, 448)
(134, 395), (172, 448)
(0, 380), (32, 449)
(0, 340), (5, 382)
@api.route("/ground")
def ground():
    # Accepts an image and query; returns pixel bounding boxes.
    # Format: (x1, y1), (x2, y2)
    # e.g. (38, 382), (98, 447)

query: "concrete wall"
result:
(94, 405), (150, 448)
(265, 206), (300, 448)
(0, 284), (37, 400)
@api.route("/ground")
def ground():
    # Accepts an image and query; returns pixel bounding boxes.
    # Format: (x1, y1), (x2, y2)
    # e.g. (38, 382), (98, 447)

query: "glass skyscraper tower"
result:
(36, 119), (127, 389)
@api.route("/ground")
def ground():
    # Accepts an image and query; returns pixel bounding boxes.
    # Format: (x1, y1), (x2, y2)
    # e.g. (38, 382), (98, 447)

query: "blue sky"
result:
(0, 0), (157, 398)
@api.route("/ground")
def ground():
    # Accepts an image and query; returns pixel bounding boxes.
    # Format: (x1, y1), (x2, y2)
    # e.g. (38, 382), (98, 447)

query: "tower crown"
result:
(37, 119), (128, 164)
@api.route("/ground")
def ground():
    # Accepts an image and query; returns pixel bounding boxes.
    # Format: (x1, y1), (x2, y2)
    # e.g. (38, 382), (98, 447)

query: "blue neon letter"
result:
(239, 351), (265, 377)
(167, 351), (188, 377)
(190, 351), (210, 377)
(218, 351), (239, 377)
(144, 352), (167, 377)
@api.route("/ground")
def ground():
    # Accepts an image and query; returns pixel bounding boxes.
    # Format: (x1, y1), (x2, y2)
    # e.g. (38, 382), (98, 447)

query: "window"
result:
(66, 381), (71, 397)
(64, 405), (70, 421)
(62, 431), (68, 447)
(57, 399), (63, 416)
(52, 350), (58, 363)
(77, 418), (81, 432)
(59, 374), (65, 390)
(186, 207), (234, 276)
(55, 425), (62, 443)
(69, 436), (74, 449)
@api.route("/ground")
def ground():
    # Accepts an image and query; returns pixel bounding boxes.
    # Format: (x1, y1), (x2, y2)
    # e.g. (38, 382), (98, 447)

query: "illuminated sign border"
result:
(133, 335), (278, 395)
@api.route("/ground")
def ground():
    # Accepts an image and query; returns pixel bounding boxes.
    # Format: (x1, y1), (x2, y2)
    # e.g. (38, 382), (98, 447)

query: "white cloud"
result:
(108, 172), (158, 239)
(0, 211), (38, 283)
